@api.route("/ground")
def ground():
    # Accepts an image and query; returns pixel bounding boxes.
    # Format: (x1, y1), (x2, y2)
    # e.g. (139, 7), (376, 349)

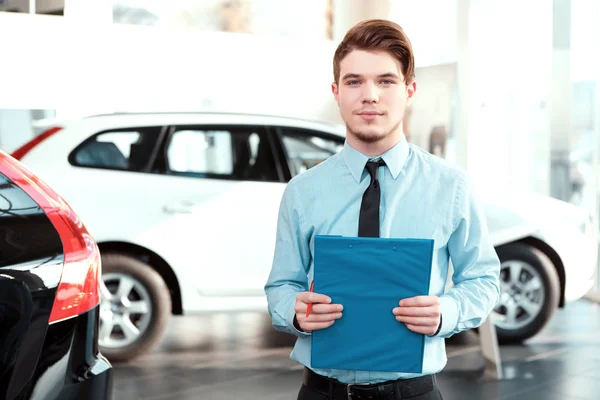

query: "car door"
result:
(58, 126), (171, 243)
(144, 125), (286, 300)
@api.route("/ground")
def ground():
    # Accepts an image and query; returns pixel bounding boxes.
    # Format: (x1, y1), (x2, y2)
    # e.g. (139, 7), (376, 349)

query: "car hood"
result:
(479, 188), (589, 246)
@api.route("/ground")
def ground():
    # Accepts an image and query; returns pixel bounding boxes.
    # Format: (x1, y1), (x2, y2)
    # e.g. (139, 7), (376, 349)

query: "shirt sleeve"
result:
(435, 175), (501, 338)
(264, 182), (312, 337)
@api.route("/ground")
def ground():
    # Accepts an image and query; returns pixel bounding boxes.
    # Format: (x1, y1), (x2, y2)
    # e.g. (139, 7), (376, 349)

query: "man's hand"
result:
(294, 292), (343, 333)
(393, 296), (441, 336)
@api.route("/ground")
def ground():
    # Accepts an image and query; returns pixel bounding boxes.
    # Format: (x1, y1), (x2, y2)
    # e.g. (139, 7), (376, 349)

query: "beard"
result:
(346, 118), (402, 143)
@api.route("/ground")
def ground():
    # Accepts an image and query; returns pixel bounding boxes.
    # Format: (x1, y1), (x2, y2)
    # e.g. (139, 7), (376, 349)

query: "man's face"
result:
(332, 49), (416, 144)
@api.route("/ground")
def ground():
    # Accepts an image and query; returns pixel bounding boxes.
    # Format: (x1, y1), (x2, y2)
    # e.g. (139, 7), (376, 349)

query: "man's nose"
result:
(361, 82), (379, 103)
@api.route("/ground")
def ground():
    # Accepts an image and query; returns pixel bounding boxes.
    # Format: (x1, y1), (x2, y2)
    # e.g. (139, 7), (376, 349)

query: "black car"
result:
(0, 150), (112, 399)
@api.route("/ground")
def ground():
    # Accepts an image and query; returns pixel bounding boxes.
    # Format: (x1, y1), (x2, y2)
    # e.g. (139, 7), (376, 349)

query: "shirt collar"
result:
(342, 134), (409, 183)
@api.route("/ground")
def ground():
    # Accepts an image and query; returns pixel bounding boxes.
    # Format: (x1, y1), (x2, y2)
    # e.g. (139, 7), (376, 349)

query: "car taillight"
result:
(0, 151), (101, 324)
(46, 207), (101, 323)
(11, 126), (62, 160)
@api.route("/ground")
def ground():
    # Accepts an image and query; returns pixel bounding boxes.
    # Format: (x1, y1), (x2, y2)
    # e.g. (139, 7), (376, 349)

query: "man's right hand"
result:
(294, 292), (343, 333)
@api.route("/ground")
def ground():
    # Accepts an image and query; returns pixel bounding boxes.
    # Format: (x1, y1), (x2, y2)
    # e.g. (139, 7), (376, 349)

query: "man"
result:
(264, 19), (500, 400)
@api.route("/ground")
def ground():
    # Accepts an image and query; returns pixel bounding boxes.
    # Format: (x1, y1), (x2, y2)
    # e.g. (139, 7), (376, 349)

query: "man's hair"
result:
(333, 19), (415, 85)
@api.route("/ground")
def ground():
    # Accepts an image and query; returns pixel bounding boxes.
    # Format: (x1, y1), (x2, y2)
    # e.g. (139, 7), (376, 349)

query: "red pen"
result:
(306, 280), (315, 317)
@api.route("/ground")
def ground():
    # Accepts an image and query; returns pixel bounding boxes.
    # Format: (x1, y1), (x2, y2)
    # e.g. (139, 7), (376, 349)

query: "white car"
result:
(13, 112), (598, 361)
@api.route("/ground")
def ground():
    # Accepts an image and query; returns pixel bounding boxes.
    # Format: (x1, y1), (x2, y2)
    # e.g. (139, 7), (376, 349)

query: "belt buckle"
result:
(346, 384), (355, 399)
(346, 383), (368, 399)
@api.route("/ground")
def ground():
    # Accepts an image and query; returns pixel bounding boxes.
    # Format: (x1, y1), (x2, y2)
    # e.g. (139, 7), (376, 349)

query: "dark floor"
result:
(111, 299), (600, 400)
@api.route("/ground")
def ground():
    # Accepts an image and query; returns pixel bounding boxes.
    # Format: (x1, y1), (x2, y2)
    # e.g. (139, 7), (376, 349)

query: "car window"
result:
(70, 127), (163, 172)
(166, 127), (279, 182)
(279, 129), (344, 177)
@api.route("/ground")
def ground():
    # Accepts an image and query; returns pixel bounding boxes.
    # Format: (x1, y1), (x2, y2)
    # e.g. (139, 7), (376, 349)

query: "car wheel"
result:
(491, 243), (560, 343)
(98, 253), (171, 362)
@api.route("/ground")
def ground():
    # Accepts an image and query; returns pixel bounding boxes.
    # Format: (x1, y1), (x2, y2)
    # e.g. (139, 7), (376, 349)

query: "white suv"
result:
(13, 112), (598, 361)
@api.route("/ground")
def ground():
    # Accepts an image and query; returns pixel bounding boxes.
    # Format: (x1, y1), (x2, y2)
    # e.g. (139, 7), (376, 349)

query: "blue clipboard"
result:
(311, 235), (434, 373)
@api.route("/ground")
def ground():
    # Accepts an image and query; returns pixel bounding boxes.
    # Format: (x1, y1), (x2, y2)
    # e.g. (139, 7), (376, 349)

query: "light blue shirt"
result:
(264, 135), (500, 384)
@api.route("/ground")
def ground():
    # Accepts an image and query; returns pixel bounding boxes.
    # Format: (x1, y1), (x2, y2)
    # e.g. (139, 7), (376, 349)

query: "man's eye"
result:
(380, 80), (394, 85)
(347, 80), (360, 85)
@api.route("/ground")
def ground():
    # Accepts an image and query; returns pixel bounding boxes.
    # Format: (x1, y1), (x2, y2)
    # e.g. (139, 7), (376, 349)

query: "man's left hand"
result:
(393, 296), (441, 336)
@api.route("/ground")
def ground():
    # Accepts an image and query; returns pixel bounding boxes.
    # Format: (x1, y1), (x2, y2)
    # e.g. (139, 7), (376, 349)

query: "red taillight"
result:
(0, 151), (101, 324)
(11, 126), (62, 160)
(46, 208), (101, 323)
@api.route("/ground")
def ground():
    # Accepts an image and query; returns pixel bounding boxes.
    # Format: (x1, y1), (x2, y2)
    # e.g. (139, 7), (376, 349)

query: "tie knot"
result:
(365, 159), (385, 180)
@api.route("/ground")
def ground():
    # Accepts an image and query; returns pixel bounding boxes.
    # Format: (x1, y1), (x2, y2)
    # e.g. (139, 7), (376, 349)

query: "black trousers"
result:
(297, 381), (444, 400)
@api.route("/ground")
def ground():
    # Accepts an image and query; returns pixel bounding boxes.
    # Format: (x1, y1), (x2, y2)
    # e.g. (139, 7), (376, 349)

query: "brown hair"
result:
(333, 19), (415, 85)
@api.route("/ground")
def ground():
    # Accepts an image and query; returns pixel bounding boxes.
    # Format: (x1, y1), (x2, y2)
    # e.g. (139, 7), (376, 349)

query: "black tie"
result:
(358, 159), (385, 237)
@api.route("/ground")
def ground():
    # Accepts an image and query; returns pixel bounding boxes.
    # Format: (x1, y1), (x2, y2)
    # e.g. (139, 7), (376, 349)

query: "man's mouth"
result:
(357, 111), (383, 120)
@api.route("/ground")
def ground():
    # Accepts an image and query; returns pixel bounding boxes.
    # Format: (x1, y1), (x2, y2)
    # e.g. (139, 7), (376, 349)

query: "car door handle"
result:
(163, 202), (194, 214)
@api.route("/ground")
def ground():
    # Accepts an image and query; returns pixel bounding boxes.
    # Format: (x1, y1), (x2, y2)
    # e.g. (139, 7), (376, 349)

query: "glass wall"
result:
(570, 0), (599, 234)
(570, 0), (600, 290)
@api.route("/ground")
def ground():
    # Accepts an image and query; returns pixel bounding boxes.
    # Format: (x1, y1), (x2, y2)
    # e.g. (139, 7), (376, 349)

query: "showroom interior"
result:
(1, 0), (600, 399)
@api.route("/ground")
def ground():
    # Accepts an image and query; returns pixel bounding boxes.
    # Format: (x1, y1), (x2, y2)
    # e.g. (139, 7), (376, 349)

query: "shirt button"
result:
(392, 247), (397, 251)
(349, 245), (353, 249)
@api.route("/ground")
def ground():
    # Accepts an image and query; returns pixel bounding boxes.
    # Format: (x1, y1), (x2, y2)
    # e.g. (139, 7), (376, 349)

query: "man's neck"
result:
(346, 129), (404, 157)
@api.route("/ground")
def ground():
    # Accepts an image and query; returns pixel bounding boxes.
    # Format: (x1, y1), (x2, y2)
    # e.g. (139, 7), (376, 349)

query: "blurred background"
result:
(1, 1), (600, 399)
(2, 0), (598, 231)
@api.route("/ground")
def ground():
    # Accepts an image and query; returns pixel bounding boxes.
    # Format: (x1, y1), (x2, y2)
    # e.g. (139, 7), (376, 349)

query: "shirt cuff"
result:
(288, 298), (311, 337)
(436, 295), (459, 337)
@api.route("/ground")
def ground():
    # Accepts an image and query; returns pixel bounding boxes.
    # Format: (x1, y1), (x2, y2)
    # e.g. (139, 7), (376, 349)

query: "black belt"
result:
(303, 367), (436, 399)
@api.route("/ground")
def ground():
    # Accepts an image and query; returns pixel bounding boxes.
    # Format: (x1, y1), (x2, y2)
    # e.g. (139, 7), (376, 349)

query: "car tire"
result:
(492, 243), (560, 344)
(98, 253), (171, 362)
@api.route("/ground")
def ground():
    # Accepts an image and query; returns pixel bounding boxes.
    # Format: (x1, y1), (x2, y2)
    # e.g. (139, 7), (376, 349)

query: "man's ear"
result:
(406, 80), (417, 107)
(331, 82), (340, 106)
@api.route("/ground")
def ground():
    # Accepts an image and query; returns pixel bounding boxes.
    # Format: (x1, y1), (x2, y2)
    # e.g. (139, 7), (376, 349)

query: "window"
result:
(166, 127), (279, 182)
(70, 127), (163, 172)
(279, 129), (343, 177)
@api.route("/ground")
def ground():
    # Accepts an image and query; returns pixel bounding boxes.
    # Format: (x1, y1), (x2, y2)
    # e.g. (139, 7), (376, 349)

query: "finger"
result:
(295, 303), (342, 315)
(302, 320), (336, 332)
(395, 315), (438, 326)
(304, 312), (343, 323)
(393, 306), (439, 317)
(294, 302), (306, 314)
(311, 304), (343, 314)
(405, 323), (437, 336)
(399, 296), (439, 307)
(298, 292), (332, 304)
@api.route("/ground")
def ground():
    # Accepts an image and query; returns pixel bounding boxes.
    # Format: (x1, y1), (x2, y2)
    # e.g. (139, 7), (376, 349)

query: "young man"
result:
(264, 19), (500, 400)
